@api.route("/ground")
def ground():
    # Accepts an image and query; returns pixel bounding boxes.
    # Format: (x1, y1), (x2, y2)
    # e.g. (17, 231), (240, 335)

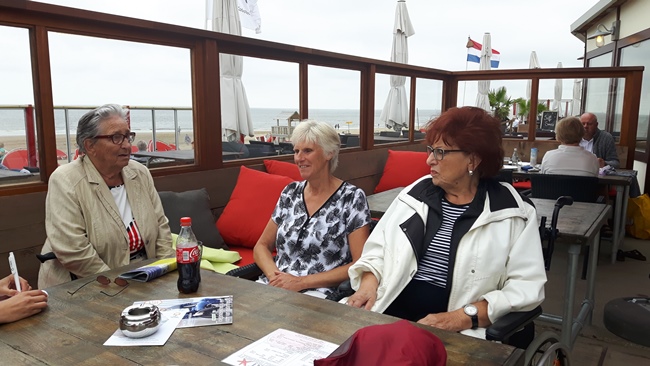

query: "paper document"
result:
(103, 308), (187, 346)
(222, 328), (338, 366)
(133, 296), (233, 328)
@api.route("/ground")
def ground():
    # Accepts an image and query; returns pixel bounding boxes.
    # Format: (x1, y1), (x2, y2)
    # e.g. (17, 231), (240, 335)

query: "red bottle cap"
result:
(180, 217), (192, 226)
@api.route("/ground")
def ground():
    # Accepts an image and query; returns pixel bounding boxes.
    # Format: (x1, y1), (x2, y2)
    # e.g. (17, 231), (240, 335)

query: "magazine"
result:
(118, 258), (177, 282)
(133, 296), (233, 328)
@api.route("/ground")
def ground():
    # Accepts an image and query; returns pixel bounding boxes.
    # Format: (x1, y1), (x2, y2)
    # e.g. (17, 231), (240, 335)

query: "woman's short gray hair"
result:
(290, 120), (341, 174)
(555, 116), (585, 145)
(76, 104), (128, 154)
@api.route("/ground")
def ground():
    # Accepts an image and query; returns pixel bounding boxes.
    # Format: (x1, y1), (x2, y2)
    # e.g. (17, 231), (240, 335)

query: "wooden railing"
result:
(0, 0), (644, 198)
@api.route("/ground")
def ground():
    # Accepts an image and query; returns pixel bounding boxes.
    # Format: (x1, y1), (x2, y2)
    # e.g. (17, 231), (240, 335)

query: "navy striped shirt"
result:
(414, 199), (469, 288)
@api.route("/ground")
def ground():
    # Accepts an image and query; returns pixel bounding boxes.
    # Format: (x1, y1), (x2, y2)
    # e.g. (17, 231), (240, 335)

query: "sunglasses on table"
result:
(94, 132), (136, 145)
(67, 275), (129, 297)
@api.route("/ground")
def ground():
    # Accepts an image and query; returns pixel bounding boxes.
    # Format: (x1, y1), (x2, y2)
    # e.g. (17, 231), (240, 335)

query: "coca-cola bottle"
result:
(176, 217), (201, 293)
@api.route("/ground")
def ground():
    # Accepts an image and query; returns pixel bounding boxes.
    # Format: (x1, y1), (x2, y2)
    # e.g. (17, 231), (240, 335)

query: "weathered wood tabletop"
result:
(0, 264), (523, 365)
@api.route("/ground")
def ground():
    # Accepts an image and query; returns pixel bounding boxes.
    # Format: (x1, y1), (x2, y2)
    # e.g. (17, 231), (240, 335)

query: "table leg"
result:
(562, 243), (581, 349)
(585, 235), (601, 326)
(611, 185), (625, 264)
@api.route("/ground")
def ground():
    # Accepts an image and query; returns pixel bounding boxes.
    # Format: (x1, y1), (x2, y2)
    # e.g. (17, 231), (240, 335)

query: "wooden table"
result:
(366, 187), (405, 218)
(0, 169), (33, 184)
(132, 150), (240, 167)
(531, 198), (611, 349)
(512, 168), (636, 264)
(0, 265), (523, 365)
(367, 188), (611, 350)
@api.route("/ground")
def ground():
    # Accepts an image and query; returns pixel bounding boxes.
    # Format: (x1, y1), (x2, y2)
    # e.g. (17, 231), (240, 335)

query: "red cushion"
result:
(230, 245), (255, 267)
(513, 181), (531, 189)
(374, 150), (430, 193)
(217, 166), (293, 248)
(263, 159), (302, 181)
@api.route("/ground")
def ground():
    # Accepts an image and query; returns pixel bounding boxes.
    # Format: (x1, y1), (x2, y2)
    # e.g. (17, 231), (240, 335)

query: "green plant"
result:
(513, 98), (548, 123)
(488, 87), (514, 122)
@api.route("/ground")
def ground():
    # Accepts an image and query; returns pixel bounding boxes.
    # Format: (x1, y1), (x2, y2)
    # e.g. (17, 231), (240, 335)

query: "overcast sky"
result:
(1, 0), (597, 109)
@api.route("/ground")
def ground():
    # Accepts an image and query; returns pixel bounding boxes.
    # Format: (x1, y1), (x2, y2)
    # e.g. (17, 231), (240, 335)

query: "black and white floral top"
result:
(260, 180), (371, 295)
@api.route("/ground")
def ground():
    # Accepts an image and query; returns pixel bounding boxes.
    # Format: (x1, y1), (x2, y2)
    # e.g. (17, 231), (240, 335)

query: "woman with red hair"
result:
(346, 107), (546, 345)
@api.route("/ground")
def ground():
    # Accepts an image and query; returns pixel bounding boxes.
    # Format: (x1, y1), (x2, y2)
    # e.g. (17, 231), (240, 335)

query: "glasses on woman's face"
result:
(94, 132), (136, 145)
(426, 145), (465, 161)
(67, 275), (129, 297)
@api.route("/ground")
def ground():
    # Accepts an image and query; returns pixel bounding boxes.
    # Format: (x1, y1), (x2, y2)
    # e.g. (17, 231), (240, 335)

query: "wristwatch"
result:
(463, 304), (478, 330)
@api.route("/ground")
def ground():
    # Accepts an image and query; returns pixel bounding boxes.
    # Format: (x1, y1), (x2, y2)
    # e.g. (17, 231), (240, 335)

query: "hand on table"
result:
(0, 289), (48, 324)
(346, 273), (379, 310)
(417, 311), (466, 332)
(268, 271), (305, 292)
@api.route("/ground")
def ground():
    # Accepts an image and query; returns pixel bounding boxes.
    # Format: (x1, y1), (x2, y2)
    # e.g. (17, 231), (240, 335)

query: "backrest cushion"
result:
(159, 188), (227, 249)
(374, 150), (430, 193)
(263, 159), (302, 181)
(217, 166), (293, 247)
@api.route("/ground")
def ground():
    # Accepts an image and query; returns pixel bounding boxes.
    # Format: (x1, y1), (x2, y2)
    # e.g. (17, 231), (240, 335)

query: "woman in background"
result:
(541, 116), (599, 176)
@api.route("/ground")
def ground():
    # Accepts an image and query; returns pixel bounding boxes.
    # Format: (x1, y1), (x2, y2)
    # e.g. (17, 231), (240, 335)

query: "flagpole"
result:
(462, 36), (470, 106)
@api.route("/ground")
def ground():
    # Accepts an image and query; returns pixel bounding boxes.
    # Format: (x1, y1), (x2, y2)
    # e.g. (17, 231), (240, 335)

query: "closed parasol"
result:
(211, 0), (254, 142)
(379, 0), (415, 132)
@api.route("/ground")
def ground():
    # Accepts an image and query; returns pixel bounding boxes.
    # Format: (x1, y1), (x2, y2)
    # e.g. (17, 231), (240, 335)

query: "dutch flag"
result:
(466, 38), (500, 68)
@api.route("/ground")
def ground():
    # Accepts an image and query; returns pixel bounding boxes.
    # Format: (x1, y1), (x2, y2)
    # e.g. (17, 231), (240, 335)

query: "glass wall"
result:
(222, 56), (298, 161)
(620, 40), (650, 153)
(49, 32), (192, 168)
(374, 73), (411, 145)
(584, 53), (613, 127)
(308, 65), (360, 148)
(413, 77), (442, 139)
(0, 26), (39, 185)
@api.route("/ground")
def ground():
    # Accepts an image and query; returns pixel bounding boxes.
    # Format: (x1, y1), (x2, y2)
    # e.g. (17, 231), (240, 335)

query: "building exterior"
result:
(572, 0), (650, 192)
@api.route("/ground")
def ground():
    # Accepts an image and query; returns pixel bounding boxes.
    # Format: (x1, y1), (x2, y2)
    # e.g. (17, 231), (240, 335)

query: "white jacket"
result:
(348, 177), (547, 339)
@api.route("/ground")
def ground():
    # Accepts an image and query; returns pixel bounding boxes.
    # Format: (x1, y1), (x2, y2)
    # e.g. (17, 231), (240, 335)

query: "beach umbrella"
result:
(475, 33), (492, 112)
(552, 62), (563, 117)
(572, 79), (583, 116)
(379, 0), (415, 132)
(526, 51), (541, 100)
(211, 0), (254, 142)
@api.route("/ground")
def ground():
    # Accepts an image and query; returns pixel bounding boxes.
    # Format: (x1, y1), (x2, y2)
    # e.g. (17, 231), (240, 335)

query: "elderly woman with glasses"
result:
(38, 104), (175, 289)
(346, 107), (546, 343)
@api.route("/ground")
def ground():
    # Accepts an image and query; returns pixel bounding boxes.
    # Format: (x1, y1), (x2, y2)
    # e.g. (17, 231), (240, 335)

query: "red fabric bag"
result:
(314, 320), (446, 366)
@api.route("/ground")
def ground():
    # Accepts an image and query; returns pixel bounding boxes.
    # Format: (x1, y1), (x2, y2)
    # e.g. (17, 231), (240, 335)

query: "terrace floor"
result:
(536, 235), (650, 365)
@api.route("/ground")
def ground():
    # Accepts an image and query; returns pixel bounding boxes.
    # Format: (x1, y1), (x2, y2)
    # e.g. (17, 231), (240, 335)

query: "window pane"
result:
(620, 40), (650, 154)
(414, 78), (442, 139)
(49, 32), (192, 169)
(0, 26), (39, 185)
(374, 73), (410, 145)
(223, 57), (298, 161)
(308, 65), (360, 149)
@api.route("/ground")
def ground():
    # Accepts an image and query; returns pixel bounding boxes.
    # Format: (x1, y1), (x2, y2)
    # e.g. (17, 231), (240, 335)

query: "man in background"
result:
(579, 112), (620, 168)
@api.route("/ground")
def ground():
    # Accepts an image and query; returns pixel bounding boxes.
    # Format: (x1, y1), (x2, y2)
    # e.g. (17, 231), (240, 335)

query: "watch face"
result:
(464, 304), (478, 316)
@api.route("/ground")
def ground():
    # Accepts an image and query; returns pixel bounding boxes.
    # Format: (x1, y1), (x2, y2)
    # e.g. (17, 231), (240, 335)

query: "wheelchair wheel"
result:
(524, 331), (571, 366)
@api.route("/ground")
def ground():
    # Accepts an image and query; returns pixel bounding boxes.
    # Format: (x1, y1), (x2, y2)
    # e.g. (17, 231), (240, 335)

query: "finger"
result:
(364, 297), (375, 310)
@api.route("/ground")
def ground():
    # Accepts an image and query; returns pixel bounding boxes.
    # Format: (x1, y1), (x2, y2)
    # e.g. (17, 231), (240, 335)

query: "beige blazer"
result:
(38, 156), (174, 289)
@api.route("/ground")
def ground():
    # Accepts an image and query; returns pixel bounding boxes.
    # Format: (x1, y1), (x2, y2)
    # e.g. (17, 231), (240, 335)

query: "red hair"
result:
(425, 107), (504, 178)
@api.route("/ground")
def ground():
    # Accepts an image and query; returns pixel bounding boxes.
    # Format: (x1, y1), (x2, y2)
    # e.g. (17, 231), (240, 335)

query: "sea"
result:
(0, 107), (440, 136)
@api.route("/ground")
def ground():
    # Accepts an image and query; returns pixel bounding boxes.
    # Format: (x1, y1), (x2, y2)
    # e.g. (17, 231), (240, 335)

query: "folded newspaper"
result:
(118, 258), (177, 282)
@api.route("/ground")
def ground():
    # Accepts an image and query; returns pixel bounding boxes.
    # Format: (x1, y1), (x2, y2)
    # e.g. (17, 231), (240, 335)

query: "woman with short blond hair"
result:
(541, 116), (599, 176)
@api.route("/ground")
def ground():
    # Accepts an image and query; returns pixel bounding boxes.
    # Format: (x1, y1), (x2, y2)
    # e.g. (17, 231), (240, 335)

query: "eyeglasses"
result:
(67, 275), (129, 297)
(94, 132), (136, 145)
(426, 146), (465, 161)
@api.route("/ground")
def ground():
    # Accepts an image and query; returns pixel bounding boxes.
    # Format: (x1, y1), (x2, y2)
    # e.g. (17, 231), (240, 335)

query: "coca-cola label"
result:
(176, 246), (200, 264)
